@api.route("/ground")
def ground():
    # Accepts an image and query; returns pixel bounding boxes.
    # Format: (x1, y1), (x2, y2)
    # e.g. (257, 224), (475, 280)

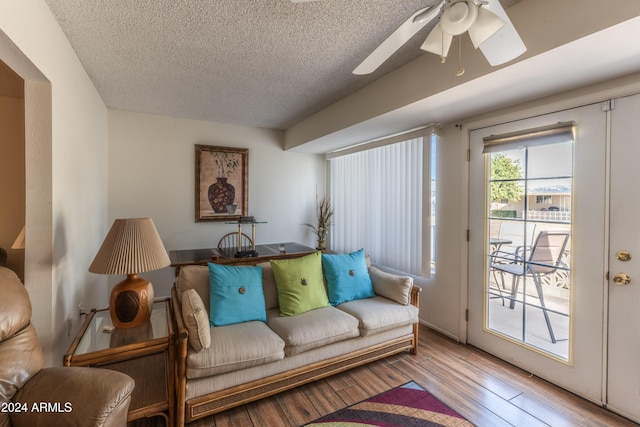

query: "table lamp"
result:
(89, 218), (170, 328)
(11, 225), (26, 249)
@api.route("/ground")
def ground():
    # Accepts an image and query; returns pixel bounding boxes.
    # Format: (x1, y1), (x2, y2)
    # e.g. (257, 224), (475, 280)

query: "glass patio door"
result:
(484, 130), (573, 359)
(468, 103), (607, 403)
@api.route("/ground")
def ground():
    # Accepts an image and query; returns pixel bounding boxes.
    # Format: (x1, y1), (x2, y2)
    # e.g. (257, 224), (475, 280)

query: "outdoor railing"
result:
(526, 210), (571, 223)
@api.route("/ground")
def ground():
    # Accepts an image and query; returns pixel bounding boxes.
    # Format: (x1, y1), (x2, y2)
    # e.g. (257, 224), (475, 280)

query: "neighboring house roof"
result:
(528, 184), (572, 195)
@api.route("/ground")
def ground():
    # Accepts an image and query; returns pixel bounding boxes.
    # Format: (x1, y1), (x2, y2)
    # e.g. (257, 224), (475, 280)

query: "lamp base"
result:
(109, 274), (154, 329)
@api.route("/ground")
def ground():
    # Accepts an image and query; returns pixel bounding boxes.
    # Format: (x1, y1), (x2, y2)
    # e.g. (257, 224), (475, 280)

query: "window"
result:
(484, 121), (574, 359)
(536, 195), (552, 204)
(328, 129), (432, 276)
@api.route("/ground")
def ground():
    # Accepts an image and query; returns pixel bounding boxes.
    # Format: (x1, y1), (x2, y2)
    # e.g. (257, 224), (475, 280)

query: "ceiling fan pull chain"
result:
(456, 35), (465, 76)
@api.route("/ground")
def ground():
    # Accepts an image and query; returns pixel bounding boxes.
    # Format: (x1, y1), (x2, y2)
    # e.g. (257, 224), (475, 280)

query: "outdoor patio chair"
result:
(489, 221), (536, 300)
(490, 221), (537, 256)
(490, 230), (570, 343)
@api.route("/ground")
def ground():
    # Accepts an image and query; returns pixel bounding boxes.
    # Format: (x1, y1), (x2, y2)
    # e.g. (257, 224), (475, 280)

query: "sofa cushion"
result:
(186, 321), (285, 379)
(258, 261), (279, 310)
(322, 248), (374, 305)
(336, 296), (419, 337)
(209, 263), (266, 326)
(267, 307), (359, 356)
(369, 266), (413, 305)
(181, 289), (211, 352)
(175, 265), (210, 311)
(270, 251), (329, 316)
(177, 263), (280, 312)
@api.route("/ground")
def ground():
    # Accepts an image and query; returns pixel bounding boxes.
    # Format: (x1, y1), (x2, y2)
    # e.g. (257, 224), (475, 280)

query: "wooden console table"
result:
(169, 242), (316, 272)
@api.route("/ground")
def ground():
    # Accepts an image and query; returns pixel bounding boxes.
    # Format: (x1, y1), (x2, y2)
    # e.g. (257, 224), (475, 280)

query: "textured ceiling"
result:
(45, 0), (520, 130)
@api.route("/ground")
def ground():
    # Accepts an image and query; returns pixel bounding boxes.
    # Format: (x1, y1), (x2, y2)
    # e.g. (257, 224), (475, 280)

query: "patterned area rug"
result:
(306, 382), (474, 427)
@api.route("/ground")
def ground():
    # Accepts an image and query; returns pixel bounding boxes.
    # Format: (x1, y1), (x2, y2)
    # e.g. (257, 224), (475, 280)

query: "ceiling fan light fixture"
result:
(421, 24), (453, 58)
(468, 6), (506, 48)
(440, 0), (479, 36)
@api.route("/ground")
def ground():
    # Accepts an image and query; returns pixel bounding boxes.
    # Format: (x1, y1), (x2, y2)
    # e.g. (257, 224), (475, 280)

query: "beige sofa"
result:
(171, 252), (421, 426)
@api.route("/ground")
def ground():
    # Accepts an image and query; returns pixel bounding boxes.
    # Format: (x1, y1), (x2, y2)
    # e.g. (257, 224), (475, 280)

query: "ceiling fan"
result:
(293, 0), (526, 75)
(354, 0), (526, 75)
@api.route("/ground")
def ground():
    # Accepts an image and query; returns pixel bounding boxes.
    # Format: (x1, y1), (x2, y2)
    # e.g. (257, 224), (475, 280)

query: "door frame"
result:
(460, 79), (640, 409)
(460, 76), (640, 345)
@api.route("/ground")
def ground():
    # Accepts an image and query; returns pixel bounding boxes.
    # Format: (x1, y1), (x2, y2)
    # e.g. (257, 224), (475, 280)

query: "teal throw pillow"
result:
(322, 248), (374, 305)
(208, 263), (266, 326)
(270, 251), (329, 316)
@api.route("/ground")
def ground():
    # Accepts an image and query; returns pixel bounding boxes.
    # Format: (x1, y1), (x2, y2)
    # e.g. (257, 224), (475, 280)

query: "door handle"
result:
(615, 250), (632, 262)
(613, 273), (631, 286)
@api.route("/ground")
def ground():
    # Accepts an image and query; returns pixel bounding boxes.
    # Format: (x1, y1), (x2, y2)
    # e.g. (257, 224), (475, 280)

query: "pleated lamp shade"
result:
(90, 218), (170, 328)
(11, 226), (26, 250)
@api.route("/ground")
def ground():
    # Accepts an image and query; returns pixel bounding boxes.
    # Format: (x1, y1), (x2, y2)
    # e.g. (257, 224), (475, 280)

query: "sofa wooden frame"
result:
(171, 275), (421, 426)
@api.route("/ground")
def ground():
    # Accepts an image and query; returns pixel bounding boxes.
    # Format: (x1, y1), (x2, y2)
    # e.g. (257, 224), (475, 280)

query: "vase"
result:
(208, 177), (235, 213)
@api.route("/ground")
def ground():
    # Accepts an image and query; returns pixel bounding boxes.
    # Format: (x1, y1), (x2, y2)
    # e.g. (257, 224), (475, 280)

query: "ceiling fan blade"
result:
(421, 23), (454, 58)
(468, 6), (505, 49)
(353, 2), (443, 75)
(478, 0), (526, 65)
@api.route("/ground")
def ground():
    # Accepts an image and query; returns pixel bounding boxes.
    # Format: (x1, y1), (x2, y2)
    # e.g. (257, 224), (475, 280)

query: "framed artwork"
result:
(195, 144), (248, 222)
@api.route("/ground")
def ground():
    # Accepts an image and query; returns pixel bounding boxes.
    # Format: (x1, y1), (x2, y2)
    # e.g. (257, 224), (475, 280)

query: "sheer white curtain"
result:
(328, 136), (425, 275)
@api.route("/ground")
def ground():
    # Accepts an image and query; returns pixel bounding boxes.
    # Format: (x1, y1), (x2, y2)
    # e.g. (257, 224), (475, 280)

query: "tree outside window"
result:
(490, 154), (523, 203)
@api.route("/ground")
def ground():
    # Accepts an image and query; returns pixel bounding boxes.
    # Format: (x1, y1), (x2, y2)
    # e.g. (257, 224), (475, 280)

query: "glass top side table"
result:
(64, 299), (174, 424)
(74, 301), (168, 355)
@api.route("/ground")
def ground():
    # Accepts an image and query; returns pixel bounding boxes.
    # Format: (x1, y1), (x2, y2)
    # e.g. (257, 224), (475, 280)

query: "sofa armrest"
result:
(10, 367), (133, 427)
(171, 286), (189, 427)
(410, 285), (422, 308)
(171, 286), (190, 360)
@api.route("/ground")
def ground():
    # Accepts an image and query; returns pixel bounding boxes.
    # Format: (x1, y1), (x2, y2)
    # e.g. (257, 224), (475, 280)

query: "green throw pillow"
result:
(270, 251), (329, 316)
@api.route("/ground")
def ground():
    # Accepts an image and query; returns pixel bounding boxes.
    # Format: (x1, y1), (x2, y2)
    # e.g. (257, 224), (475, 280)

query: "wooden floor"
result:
(145, 325), (639, 427)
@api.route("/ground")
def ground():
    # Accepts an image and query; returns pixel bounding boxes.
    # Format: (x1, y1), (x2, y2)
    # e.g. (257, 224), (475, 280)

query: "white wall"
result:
(108, 110), (326, 297)
(416, 124), (467, 339)
(0, 1), (109, 366)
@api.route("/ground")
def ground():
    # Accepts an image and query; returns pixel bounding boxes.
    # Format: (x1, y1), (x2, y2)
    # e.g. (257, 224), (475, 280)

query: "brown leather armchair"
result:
(0, 267), (135, 427)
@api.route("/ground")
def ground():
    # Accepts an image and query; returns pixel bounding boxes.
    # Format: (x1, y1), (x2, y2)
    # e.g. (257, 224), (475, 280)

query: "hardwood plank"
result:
(346, 363), (395, 396)
(510, 392), (582, 427)
(366, 358), (412, 388)
(166, 325), (638, 427)
(245, 398), (291, 427)
(421, 338), (524, 401)
(274, 387), (321, 426)
(299, 380), (346, 416)
(335, 383), (369, 407)
(212, 405), (252, 427)
(461, 344), (637, 427)
(393, 357), (514, 427)
(323, 369), (357, 392)
(417, 355), (548, 427)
